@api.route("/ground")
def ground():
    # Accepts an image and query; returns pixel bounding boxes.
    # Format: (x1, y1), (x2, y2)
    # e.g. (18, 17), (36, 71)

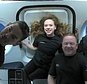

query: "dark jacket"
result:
(78, 35), (87, 56)
(0, 44), (5, 66)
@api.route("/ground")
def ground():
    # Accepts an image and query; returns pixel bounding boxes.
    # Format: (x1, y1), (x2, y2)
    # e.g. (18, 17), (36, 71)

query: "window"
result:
(16, 4), (76, 61)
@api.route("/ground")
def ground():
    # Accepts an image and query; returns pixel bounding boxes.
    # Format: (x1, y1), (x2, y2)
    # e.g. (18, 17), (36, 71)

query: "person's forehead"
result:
(11, 23), (20, 31)
(63, 36), (76, 42)
(11, 23), (23, 38)
(64, 36), (75, 39)
(44, 19), (54, 23)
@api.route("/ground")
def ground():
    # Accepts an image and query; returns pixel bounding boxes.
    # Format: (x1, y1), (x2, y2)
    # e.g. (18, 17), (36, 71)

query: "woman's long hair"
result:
(30, 14), (70, 37)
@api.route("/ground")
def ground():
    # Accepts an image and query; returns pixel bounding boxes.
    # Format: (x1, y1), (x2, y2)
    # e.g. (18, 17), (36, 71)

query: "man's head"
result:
(62, 33), (78, 56)
(0, 21), (29, 46)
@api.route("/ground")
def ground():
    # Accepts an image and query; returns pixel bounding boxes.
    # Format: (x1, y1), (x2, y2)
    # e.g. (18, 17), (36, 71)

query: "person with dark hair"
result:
(0, 21), (29, 66)
(22, 14), (69, 83)
(48, 33), (87, 84)
(78, 35), (87, 56)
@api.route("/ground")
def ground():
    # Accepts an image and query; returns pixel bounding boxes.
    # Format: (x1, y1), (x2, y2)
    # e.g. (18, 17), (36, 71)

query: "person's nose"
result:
(46, 26), (50, 29)
(67, 43), (71, 47)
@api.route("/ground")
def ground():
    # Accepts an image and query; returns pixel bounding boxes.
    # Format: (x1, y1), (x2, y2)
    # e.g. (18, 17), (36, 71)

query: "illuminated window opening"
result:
(5, 45), (13, 55)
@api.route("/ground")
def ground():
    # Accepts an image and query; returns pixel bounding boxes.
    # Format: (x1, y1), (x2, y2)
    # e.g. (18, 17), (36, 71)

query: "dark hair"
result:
(14, 21), (29, 41)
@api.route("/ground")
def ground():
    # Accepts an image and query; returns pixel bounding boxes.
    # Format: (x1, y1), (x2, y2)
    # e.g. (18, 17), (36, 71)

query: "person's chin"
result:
(65, 53), (73, 56)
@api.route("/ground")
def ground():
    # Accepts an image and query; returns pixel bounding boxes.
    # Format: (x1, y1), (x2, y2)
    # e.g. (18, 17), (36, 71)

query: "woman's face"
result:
(44, 19), (56, 37)
(0, 23), (23, 46)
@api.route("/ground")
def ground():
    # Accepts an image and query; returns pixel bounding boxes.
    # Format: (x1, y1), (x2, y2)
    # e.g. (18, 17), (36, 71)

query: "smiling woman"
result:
(21, 14), (68, 84)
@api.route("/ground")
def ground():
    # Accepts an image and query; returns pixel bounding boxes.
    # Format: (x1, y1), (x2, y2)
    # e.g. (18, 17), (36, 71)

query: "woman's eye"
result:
(49, 24), (52, 26)
(44, 24), (48, 27)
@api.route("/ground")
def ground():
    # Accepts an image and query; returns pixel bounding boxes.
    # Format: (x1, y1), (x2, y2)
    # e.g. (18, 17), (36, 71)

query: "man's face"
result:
(0, 23), (23, 46)
(62, 36), (78, 56)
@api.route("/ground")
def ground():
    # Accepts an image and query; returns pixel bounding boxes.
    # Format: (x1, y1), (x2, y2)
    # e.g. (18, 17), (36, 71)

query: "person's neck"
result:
(64, 53), (76, 57)
(46, 33), (55, 37)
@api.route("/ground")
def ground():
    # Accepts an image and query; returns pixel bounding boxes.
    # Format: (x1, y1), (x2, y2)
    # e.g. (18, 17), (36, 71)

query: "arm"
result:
(0, 45), (5, 67)
(48, 75), (56, 84)
(21, 39), (37, 50)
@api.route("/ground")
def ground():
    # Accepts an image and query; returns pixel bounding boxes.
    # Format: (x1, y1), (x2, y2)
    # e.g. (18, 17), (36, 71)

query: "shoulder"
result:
(34, 34), (44, 39)
(53, 35), (63, 42)
(77, 52), (84, 58)
(36, 34), (46, 38)
(77, 52), (87, 64)
(54, 53), (63, 60)
(55, 34), (63, 39)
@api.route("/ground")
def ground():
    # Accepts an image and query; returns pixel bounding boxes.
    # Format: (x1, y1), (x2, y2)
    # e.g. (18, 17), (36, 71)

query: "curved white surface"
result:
(5, 45), (13, 55)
